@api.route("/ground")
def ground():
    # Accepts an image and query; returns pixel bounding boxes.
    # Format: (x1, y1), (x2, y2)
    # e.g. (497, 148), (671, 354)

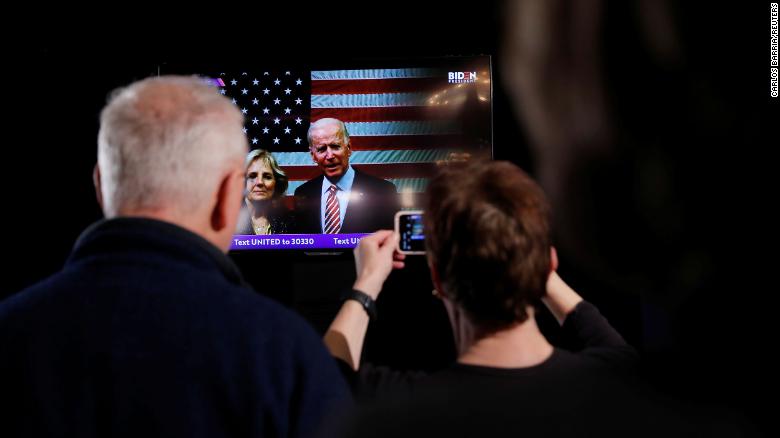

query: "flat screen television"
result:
(165, 56), (492, 251)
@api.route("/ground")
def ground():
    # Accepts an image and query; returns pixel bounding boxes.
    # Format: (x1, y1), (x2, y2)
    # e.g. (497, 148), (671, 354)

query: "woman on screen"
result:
(236, 149), (293, 235)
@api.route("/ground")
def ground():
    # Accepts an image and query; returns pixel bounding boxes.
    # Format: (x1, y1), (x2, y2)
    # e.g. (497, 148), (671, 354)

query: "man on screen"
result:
(294, 118), (399, 234)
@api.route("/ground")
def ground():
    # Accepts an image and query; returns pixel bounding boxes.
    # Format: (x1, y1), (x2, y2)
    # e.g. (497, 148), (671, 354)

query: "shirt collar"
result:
(68, 217), (247, 287)
(321, 165), (355, 195)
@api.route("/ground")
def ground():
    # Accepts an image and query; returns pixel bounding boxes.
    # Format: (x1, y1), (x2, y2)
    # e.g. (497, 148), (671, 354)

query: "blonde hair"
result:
(245, 149), (289, 198)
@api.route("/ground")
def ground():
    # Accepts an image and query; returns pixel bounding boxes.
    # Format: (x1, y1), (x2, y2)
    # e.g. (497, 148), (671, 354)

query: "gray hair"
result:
(97, 76), (247, 217)
(306, 117), (350, 149)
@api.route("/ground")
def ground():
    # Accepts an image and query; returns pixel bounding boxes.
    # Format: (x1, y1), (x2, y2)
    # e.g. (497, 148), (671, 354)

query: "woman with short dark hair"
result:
(323, 159), (652, 436)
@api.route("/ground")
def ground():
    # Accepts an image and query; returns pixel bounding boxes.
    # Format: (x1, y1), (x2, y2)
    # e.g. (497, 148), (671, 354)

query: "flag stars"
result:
(209, 72), (311, 145)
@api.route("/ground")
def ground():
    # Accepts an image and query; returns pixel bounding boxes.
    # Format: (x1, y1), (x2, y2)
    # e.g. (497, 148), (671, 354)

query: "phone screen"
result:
(397, 212), (425, 254)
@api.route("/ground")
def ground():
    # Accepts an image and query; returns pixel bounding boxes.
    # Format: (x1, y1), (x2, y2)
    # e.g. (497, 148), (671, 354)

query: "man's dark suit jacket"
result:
(0, 217), (349, 438)
(293, 169), (399, 234)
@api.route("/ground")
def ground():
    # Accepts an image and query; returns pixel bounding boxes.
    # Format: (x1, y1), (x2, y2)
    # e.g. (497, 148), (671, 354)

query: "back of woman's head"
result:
(425, 160), (552, 329)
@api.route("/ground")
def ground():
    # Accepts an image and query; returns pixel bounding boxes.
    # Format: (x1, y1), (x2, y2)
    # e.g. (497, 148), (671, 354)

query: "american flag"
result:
(218, 60), (491, 205)
(218, 70), (310, 161)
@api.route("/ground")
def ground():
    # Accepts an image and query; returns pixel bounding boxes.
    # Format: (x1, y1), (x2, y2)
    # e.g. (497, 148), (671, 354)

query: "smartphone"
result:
(395, 210), (425, 255)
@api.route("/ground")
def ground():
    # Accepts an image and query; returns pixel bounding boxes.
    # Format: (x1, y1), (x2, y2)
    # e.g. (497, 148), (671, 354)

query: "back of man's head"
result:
(425, 159), (552, 329)
(97, 76), (247, 245)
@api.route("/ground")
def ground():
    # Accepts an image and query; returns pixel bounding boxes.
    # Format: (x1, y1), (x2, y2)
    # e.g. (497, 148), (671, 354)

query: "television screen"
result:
(178, 56), (492, 251)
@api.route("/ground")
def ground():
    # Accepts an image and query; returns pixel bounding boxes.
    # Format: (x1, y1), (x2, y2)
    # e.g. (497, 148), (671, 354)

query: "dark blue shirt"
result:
(0, 218), (350, 437)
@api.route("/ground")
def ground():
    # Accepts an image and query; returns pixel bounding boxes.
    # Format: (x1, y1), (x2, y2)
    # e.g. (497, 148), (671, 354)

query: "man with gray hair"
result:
(293, 117), (399, 234)
(0, 76), (349, 437)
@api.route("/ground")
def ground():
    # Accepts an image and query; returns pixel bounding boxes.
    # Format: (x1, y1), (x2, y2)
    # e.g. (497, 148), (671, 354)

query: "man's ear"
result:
(92, 164), (104, 211)
(550, 246), (559, 273)
(211, 169), (243, 233)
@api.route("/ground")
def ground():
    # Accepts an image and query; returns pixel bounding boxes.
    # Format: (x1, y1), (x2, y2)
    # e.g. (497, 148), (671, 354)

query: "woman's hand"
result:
(353, 230), (406, 299)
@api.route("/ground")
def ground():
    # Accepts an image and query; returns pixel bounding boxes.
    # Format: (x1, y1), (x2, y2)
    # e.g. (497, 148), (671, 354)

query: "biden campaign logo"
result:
(448, 71), (477, 84)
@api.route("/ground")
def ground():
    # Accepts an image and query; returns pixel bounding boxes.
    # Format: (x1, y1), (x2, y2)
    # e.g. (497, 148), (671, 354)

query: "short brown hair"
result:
(425, 160), (552, 329)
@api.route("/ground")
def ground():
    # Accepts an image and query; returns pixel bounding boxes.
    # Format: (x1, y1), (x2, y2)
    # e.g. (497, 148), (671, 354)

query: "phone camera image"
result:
(396, 211), (426, 254)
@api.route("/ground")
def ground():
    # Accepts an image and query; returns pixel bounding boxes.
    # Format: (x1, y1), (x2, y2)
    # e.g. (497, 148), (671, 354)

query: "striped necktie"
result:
(324, 184), (341, 234)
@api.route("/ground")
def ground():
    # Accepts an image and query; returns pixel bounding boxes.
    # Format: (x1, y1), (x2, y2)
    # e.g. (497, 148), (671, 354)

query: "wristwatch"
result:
(344, 289), (378, 321)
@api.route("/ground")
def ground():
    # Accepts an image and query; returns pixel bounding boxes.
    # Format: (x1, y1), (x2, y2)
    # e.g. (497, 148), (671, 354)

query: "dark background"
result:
(3, 2), (777, 433)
